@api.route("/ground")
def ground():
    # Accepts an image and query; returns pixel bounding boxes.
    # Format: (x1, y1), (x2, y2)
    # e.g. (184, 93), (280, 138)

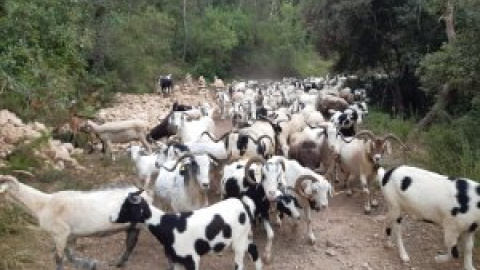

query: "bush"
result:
(5, 133), (50, 172)
(424, 124), (480, 180)
(363, 108), (414, 141)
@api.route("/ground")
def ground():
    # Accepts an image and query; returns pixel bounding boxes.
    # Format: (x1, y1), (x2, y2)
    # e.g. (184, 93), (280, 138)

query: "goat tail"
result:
(240, 196), (256, 225)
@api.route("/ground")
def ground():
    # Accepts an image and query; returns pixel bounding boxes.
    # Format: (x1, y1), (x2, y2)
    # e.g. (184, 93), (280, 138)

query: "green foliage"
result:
(0, 203), (35, 270)
(0, 0), (91, 123)
(424, 125), (480, 180)
(363, 109), (415, 140)
(418, 1), (480, 94)
(5, 133), (50, 172)
(104, 7), (177, 93)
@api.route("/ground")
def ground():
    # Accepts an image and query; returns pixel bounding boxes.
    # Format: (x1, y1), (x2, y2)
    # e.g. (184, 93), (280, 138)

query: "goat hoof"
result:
(371, 199), (379, 207)
(113, 260), (126, 268)
(346, 190), (353, 196)
(364, 208), (372, 215)
(308, 237), (316, 245)
(400, 255), (411, 264)
(89, 261), (97, 270)
(262, 254), (272, 264)
(434, 254), (451, 263)
(384, 241), (394, 249)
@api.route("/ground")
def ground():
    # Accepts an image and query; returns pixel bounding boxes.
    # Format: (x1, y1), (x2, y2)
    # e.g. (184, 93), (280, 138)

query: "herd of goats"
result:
(1, 75), (480, 270)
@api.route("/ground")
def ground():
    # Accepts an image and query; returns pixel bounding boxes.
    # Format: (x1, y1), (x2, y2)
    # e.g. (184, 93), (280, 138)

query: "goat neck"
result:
(1, 177), (51, 219)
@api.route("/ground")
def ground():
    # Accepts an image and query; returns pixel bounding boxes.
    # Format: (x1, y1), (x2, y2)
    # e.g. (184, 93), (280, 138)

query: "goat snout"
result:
(267, 191), (278, 201)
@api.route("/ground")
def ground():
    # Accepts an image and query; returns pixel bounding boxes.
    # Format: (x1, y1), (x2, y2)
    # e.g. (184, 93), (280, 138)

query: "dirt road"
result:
(30, 93), (475, 270)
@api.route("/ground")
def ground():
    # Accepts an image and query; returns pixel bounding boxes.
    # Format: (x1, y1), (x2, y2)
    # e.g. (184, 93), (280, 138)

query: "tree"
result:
(409, 0), (480, 140)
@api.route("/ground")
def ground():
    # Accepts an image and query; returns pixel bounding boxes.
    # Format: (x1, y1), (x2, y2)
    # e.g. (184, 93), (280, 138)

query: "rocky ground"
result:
(13, 92), (479, 270)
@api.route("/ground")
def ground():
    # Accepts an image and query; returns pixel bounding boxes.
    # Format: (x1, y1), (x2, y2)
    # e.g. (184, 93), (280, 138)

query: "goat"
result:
(83, 119), (151, 160)
(154, 153), (216, 212)
(110, 191), (263, 270)
(221, 159), (300, 263)
(377, 165), (480, 270)
(267, 156), (333, 244)
(335, 130), (407, 214)
(158, 74), (173, 95)
(0, 175), (152, 270)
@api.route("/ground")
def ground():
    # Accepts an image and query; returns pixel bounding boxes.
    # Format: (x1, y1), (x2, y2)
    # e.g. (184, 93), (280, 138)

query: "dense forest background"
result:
(0, 0), (479, 176)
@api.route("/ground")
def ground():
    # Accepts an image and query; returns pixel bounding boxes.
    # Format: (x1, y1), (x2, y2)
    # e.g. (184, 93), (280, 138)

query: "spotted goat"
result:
(110, 190), (262, 270)
(377, 165), (480, 270)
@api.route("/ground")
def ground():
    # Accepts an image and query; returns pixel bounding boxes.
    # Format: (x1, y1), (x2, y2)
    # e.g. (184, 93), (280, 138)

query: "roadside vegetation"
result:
(0, 0), (479, 268)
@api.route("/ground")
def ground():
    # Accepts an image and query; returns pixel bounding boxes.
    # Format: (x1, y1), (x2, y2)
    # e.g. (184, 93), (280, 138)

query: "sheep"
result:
(154, 153), (216, 212)
(216, 91), (230, 119)
(334, 130), (407, 214)
(110, 190), (263, 270)
(0, 175), (152, 270)
(266, 156), (333, 244)
(288, 133), (336, 175)
(376, 165), (480, 270)
(83, 119), (151, 160)
(220, 159), (301, 263)
(273, 113), (308, 157)
(315, 93), (349, 117)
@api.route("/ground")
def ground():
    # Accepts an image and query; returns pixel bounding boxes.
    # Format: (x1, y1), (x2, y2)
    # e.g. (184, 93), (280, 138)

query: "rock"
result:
(325, 248), (337, 256)
(326, 239), (338, 248)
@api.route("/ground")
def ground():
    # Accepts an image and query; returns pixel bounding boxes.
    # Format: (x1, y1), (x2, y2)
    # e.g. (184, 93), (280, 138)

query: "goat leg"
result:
(114, 227), (140, 267)
(65, 240), (97, 270)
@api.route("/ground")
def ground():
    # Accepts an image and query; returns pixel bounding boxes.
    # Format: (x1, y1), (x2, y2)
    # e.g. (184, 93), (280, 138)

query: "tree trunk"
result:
(407, 0), (456, 142)
(444, 1), (456, 42)
(92, 3), (107, 75)
(183, 0), (188, 61)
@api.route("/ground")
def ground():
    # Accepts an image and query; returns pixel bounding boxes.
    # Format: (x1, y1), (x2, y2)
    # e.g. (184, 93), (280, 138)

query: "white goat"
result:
(267, 156), (333, 244)
(154, 153), (214, 212)
(83, 119), (151, 159)
(0, 175), (152, 270)
(334, 130), (406, 214)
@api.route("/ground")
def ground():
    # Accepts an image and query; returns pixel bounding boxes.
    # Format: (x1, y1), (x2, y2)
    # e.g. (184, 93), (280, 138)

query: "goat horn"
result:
(382, 134), (409, 150)
(354, 130), (377, 141)
(244, 156), (266, 185)
(277, 158), (286, 172)
(159, 153), (195, 172)
(294, 175), (318, 200)
(200, 131), (217, 142)
(255, 134), (275, 149)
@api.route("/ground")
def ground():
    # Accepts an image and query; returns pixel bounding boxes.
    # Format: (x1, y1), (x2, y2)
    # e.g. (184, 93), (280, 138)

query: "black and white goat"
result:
(110, 190), (262, 270)
(220, 159), (301, 263)
(147, 102), (193, 143)
(377, 166), (480, 270)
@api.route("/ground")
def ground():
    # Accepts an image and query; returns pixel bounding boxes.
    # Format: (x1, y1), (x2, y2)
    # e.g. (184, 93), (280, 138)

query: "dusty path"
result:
(30, 93), (476, 270)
